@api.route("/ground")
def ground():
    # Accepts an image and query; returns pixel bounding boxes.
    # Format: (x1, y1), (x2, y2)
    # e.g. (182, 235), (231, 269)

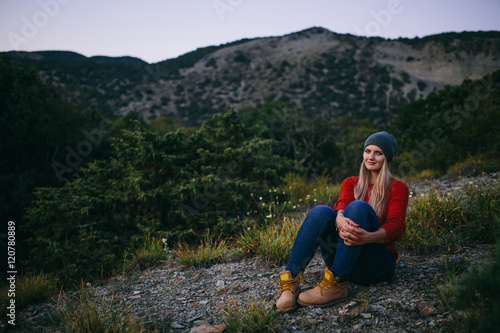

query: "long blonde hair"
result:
(354, 158), (392, 218)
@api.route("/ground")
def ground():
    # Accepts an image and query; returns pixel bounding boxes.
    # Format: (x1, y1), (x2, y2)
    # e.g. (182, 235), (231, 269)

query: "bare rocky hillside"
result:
(4, 28), (500, 125)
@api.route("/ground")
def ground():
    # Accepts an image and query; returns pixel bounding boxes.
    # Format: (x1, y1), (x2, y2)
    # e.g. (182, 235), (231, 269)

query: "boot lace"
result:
(279, 273), (302, 294)
(317, 276), (347, 291)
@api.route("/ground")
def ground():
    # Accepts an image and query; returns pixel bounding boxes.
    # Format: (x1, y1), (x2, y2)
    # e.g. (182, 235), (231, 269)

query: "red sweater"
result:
(333, 176), (409, 261)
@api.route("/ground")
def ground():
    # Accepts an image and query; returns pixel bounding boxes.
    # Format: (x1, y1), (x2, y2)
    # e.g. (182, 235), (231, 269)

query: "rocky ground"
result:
(9, 173), (499, 333)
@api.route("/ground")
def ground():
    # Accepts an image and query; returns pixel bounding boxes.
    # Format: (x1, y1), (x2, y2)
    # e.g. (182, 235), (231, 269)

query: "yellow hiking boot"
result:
(297, 268), (348, 308)
(276, 270), (302, 312)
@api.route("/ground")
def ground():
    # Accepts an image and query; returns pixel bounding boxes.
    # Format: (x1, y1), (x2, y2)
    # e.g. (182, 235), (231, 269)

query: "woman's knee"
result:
(344, 200), (375, 218)
(345, 200), (371, 213)
(344, 200), (378, 228)
(307, 205), (336, 220)
(302, 205), (336, 228)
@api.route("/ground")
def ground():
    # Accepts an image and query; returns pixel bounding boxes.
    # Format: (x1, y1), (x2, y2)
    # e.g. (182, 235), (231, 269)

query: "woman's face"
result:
(363, 145), (386, 172)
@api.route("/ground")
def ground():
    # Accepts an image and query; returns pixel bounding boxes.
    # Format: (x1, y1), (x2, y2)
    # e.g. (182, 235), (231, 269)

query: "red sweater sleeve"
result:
(333, 176), (358, 211)
(380, 180), (409, 246)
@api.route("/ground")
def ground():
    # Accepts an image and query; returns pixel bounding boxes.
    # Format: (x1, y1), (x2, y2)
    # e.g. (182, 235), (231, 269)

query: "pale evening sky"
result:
(1, 0), (499, 64)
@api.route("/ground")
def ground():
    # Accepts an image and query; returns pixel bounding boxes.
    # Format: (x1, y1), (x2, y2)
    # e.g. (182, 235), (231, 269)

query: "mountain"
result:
(3, 27), (500, 126)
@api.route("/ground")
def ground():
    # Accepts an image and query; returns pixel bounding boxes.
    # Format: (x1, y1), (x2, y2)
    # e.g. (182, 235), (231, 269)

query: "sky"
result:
(1, 0), (499, 64)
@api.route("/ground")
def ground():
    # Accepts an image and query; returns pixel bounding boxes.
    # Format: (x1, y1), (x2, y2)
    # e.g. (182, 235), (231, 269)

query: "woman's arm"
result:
(336, 211), (387, 246)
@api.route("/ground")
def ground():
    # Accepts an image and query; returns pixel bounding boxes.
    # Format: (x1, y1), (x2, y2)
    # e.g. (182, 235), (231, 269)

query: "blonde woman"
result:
(276, 131), (409, 312)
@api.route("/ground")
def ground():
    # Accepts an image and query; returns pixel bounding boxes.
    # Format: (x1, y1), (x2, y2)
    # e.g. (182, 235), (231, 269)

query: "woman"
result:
(276, 131), (409, 311)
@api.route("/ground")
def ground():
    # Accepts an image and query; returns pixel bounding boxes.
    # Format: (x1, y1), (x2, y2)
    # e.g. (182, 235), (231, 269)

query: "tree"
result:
(23, 109), (296, 283)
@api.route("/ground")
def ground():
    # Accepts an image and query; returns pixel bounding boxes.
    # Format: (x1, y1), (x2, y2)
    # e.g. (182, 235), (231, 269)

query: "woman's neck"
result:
(369, 171), (380, 184)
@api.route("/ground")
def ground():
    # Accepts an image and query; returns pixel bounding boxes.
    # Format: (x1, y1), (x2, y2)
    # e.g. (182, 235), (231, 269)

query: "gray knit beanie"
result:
(363, 131), (397, 163)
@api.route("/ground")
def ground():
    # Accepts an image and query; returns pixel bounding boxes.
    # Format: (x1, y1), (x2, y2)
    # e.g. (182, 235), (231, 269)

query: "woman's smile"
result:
(363, 145), (385, 172)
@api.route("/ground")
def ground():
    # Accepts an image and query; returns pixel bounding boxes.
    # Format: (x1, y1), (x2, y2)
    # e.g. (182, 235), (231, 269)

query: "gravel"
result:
(9, 173), (498, 333)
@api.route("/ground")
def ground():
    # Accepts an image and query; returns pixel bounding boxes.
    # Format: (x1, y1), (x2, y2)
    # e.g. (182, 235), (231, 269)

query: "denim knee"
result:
(344, 200), (372, 215)
(304, 205), (336, 226)
(344, 200), (379, 230)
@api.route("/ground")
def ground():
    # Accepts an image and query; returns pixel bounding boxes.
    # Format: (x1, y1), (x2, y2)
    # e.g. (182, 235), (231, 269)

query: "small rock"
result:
(216, 280), (225, 287)
(188, 314), (203, 322)
(189, 324), (225, 333)
(360, 313), (372, 319)
(172, 322), (185, 329)
(368, 304), (386, 312)
(416, 302), (439, 316)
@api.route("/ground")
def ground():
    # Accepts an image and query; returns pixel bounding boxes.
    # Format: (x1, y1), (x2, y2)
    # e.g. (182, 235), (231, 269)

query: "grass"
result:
(236, 215), (300, 264)
(401, 184), (500, 253)
(13, 174), (500, 332)
(0, 272), (59, 320)
(223, 299), (281, 333)
(123, 235), (170, 272)
(446, 153), (500, 178)
(248, 173), (340, 225)
(54, 288), (146, 333)
(174, 235), (230, 267)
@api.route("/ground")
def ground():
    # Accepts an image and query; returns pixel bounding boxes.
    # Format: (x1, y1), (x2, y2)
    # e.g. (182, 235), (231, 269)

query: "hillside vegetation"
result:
(0, 29), (499, 332)
(3, 28), (500, 125)
(1, 50), (498, 286)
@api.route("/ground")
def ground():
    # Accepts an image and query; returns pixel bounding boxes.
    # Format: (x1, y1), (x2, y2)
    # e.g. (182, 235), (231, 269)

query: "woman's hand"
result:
(336, 211), (387, 246)
(336, 212), (373, 246)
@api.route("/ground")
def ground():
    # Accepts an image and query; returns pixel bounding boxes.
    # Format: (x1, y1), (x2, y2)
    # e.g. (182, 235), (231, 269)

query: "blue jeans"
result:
(285, 201), (395, 285)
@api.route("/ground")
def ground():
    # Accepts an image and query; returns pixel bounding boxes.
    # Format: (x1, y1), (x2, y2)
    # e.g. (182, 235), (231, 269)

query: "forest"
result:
(1, 55), (499, 286)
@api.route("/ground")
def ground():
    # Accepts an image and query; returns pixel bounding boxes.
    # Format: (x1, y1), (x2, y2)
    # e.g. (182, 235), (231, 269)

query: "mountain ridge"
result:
(3, 27), (500, 125)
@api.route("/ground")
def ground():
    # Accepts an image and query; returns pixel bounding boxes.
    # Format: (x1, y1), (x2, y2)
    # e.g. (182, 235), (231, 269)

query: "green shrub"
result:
(447, 220), (500, 332)
(447, 153), (500, 177)
(391, 70), (500, 176)
(282, 173), (339, 206)
(23, 109), (295, 283)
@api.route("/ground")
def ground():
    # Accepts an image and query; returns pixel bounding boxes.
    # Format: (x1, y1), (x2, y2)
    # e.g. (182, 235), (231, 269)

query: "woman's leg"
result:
(285, 205), (338, 278)
(330, 200), (395, 285)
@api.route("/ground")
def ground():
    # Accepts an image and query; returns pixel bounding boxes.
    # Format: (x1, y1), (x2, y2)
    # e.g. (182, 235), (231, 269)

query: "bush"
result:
(391, 70), (500, 176)
(23, 109), (296, 283)
(447, 219), (500, 332)
(446, 153), (500, 177)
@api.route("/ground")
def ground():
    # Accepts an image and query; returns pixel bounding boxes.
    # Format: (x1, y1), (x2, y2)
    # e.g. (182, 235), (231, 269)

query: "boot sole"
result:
(276, 304), (297, 313)
(297, 297), (347, 308)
